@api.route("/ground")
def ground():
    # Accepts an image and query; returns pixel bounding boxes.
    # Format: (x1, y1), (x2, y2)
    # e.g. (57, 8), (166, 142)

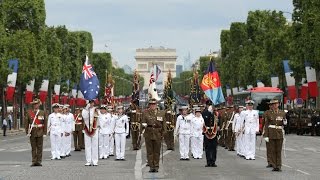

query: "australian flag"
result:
(80, 55), (100, 100)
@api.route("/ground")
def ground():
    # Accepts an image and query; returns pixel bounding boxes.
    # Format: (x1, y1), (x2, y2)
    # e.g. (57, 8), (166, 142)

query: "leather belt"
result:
(131, 122), (140, 125)
(268, 125), (283, 129)
(76, 123), (82, 125)
(32, 124), (44, 128)
(147, 125), (161, 128)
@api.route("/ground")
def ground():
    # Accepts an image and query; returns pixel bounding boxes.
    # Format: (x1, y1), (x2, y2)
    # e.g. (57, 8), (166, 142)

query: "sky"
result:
(45, 0), (293, 69)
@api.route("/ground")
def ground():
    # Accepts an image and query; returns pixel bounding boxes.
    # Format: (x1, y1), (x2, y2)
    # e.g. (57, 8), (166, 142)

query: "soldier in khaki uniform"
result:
(25, 98), (47, 166)
(141, 98), (167, 173)
(221, 107), (228, 148)
(128, 102), (141, 150)
(164, 109), (175, 150)
(226, 105), (236, 151)
(262, 103), (272, 168)
(73, 108), (84, 151)
(263, 99), (287, 172)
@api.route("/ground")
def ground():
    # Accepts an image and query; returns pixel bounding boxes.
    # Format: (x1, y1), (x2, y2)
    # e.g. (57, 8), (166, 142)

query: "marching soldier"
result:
(164, 108), (175, 150)
(263, 99), (287, 172)
(262, 103), (273, 168)
(234, 106), (244, 157)
(191, 107), (204, 159)
(62, 105), (74, 157)
(202, 100), (219, 167)
(25, 98), (47, 167)
(175, 105), (192, 160)
(73, 108), (84, 151)
(242, 100), (259, 160)
(141, 98), (167, 173)
(98, 105), (114, 159)
(114, 106), (129, 160)
(82, 100), (99, 166)
(48, 103), (63, 160)
(129, 102), (141, 150)
(226, 105), (236, 151)
(220, 107), (228, 148)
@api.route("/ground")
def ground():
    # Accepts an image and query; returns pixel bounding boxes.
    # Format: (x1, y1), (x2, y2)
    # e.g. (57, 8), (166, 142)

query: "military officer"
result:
(202, 100), (219, 167)
(263, 99), (287, 171)
(242, 100), (259, 160)
(262, 103), (273, 168)
(48, 103), (63, 160)
(73, 108), (84, 151)
(82, 100), (99, 166)
(220, 107), (228, 148)
(62, 105), (74, 157)
(226, 105), (236, 151)
(113, 106), (129, 160)
(141, 98), (167, 173)
(234, 106), (244, 157)
(164, 108), (175, 150)
(175, 105), (192, 160)
(25, 98), (47, 167)
(129, 102), (141, 150)
(98, 105), (114, 159)
(191, 107), (204, 159)
(107, 106), (115, 156)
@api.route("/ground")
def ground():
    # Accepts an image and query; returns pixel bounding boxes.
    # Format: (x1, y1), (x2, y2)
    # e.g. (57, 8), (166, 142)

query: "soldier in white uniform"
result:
(82, 100), (99, 166)
(98, 105), (114, 159)
(107, 106), (115, 156)
(191, 107), (204, 159)
(62, 105), (74, 157)
(241, 100), (259, 160)
(233, 106), (244, 156)
(48, 103), (63, 160)
(113, 106), (129, 160)
(175, 105), (192, 160)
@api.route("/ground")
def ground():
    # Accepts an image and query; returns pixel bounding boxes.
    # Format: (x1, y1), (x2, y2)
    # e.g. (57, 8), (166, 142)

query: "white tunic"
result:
(113, 114), (129, 134)
(82, 107), (96, 130)
(48, 113), (63, 135)
(191, 116), (204, 137)
(63, 113), (75, 133)
(99, 113), (114, 135)
(241, 110), (259, 134)
(175, 115), (192, 135)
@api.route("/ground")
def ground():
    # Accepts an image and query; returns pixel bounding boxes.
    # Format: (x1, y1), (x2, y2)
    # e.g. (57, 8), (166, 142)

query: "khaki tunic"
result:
(142, 109), (167, 170)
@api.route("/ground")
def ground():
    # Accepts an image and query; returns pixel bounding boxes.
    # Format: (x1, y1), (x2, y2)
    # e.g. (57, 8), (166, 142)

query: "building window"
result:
(138, 64), (147, 70)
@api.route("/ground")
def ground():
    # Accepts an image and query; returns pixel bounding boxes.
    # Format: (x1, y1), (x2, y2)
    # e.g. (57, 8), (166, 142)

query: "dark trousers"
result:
(204, 136), (217, 165)
(73, 130), (83, 150)
(30, 136), (43, 164)
(2, 125), (7, 136)
(164, 130), (174, 150)
(145, 138), (161, 170)
(131, 129), (139, 150)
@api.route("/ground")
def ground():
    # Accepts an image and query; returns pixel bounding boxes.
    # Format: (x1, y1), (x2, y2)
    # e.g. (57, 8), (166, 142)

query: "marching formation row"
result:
(24, 97), (287, 173)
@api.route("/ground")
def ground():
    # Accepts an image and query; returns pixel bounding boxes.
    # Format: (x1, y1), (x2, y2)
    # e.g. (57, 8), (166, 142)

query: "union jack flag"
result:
(149, 71), (155, 85)
(82, 56), (96, 80)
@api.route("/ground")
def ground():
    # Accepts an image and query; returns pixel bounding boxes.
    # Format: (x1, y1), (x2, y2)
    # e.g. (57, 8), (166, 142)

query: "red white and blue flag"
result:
(25, 79), (35, 104)
(300, 78), (308, 100)
(39, 79), (49, 103)
(200, 60), (225, 105)
(80, 55), (100, 100)
(6, 59), (19, 101)
(305, 61), (318, 98)
(283, 60), (297, 100)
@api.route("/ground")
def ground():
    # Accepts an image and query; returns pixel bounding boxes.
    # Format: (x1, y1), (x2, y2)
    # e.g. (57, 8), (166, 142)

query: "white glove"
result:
(43, 135), (47, 138)
(264, 137), (269, 143)
(27, 134), (31, 137)
(82, 130), (85, 133)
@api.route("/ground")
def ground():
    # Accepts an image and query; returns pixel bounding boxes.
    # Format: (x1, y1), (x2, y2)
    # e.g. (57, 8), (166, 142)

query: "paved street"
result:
(0, 134), (319, 180)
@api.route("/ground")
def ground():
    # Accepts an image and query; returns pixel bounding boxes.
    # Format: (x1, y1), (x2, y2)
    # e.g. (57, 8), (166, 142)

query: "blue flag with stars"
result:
(80, 55), (100, 100)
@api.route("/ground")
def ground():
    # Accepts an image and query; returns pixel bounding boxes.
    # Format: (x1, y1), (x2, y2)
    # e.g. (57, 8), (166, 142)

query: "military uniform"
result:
(98, 105), (114, 159)
(233, 106), (244, 156)
(164, 109), (175, 150)
(113, 106), (129, 160)
(175, 107), (192, 160)
(226, 107), (236, 151)
(141, 99), (167, 173)
(220, 108), (228, 148)
(129, 104), (141, 150)
(190, 108), (204, 159)
(263, 99), (287, 171)
(48, 103), (63, 160)
(262, 108), (272, 168)
(61, 105), (74, 157)
(73, 108), (84, 151)
(25, 99), (47, 166)
(202, 100), (219, 167)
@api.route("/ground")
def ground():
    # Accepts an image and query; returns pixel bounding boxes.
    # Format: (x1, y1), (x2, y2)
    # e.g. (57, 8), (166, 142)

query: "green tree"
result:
(92, 52), (112, 98)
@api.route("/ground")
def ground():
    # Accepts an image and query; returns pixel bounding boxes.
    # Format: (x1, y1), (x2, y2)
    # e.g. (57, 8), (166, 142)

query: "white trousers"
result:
(50, 133), (61, 158)
(109, 135), (115, 155)
(244, 133), (256, 159)
(191, 136), (203, 158)
(179, 134), (190, 159)
(84, 133), (99, 165)
(64, 134), (72, 155)
(115, 133), (126, 159)
(99, 133), (110, 158)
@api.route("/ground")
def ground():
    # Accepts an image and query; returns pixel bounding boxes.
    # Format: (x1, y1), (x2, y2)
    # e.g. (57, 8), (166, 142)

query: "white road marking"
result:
(2, 136), (26, 142)
(134, 148), (143, 180)
(14, 148), (30, 152)
(0, 148), (5, 151)
(282, 164), (293, 168)
(303, 147), (319, 153)
(296, 169), (310, 175)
